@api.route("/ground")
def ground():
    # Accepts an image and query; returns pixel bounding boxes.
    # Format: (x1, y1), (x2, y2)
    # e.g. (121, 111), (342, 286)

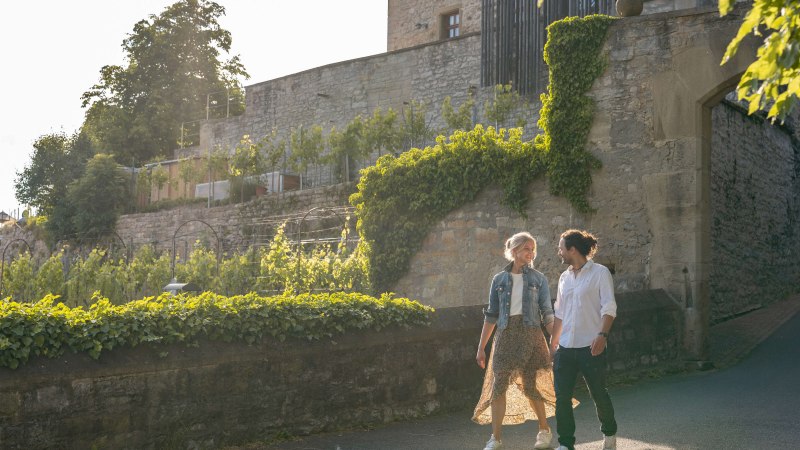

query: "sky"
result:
(0, 0), (388, 218)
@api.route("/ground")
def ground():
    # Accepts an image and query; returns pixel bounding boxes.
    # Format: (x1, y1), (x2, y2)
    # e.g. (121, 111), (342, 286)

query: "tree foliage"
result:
(441, 90), (476, 134)
(351, 126), (545, 292)
(720, 0), (800, 121)
(14, 132), (93, 216)
(67, 154), (130, 240)
(81, 0), (249, 162)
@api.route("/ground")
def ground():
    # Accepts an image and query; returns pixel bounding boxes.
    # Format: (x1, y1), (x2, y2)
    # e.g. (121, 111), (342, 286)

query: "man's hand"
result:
(591, 335), (607, 356)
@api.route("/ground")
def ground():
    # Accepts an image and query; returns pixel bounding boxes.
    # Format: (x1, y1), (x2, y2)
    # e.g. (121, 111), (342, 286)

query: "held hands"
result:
(476, 348), (486, 369)
(549, 336), (559, 358)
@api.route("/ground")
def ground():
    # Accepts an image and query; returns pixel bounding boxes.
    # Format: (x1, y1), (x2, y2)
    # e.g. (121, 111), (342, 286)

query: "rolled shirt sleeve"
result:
(599, 266), (617, 318)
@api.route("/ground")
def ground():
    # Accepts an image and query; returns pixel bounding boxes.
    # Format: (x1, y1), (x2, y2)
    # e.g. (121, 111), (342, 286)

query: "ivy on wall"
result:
(351, 127), (545, 292)
(351, 15), (617, 293)
(538, 15), (617, 212)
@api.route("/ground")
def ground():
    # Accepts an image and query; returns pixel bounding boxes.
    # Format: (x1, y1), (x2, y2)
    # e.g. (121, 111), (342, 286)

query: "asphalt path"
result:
(265, 314), (800, 449)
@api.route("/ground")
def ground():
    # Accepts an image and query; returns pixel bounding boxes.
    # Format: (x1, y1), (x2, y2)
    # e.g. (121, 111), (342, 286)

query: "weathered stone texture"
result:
(194, 33), (541, 188)
(393, 6), (799, 332)
(115, 183), (355, 254)
(709, 101), (800, 322)
(388, 0), (482, 51)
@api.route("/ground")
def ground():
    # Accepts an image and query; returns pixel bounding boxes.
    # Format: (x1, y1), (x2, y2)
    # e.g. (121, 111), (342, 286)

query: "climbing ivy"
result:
(538, 14), (617, 211)
(351, 126), (546, 292)
(352, 15), (616, 293)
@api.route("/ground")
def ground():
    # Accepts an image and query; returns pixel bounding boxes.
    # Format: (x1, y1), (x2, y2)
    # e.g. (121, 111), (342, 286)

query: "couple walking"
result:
(472, 229), (618, 450)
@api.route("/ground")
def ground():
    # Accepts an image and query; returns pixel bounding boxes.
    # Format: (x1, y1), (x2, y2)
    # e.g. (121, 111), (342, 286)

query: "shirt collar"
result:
(568, 259), (594, 273)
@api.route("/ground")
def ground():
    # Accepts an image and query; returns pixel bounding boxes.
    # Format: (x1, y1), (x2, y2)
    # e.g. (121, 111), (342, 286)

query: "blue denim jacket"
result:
(483, 262), (554, 330)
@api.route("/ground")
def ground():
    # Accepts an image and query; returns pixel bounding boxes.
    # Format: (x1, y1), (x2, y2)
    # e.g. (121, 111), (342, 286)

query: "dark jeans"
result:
(553, 346), (617, 449)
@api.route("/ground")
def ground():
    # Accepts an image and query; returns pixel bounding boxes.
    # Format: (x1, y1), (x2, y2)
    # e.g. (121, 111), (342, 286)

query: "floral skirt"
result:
(472, 315), (577, 425)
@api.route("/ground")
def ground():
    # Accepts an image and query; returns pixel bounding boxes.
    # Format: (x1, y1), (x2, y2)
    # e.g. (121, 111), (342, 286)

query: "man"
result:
(550, 229), (618, 450)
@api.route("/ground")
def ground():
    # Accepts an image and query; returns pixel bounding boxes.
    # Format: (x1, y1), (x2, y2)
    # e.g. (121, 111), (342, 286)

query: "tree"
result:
(15, 131), (95, 242)
(259, 130), (287, 192)
(81, 0), (249, 162)
(484, 83), (528, 129)
(363, 108), (400, 157)
(67, 154), (130, 240)
(14, 131), (93, 215)
(328, 117), (366, 182)
(201, 147), (229, 202)
(135, 168), (152, 207)
(178, 157), (199, 198)
(442, 89), (476, 134)
(150, 163), (170, 202)
(228, 135), (265, 202)
(399, 100), (435, 150)
(289, 125), (325, 187)
(720, 0), (800, 121)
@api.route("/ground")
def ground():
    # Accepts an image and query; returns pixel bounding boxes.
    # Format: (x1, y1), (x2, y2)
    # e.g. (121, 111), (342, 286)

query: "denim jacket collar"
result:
(503, 261), (534, 275)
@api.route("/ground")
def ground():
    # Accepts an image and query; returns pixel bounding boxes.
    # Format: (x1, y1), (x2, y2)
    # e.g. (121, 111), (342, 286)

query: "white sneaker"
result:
(534, 429), (553, 449)
(484, 434), (503, 450)
(603, 434), (616, 449)
(555, 446), (571, 450)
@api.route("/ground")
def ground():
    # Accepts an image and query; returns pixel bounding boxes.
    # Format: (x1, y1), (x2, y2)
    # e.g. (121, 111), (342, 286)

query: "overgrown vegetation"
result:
(351, 126), (544, 292)
(0, 291), (433, 369)
(81, 0), (247, 162)
(719, 0), (800, 122)
(352, 15), (616, 292)
(1, 225), (369, 306)
(538, 15), (617, 212)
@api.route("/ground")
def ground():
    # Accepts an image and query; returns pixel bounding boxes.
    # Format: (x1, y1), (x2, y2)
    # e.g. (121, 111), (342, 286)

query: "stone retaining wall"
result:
(115, 183), (355, 254)
(0, 292), (679, 449)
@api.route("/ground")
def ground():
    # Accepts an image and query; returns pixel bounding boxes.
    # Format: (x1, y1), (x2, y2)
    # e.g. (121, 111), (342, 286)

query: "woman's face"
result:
(513, 240), (536, 266)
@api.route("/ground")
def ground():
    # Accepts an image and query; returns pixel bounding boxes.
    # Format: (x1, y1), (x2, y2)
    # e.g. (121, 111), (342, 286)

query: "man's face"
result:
(558, 238), (572, 265)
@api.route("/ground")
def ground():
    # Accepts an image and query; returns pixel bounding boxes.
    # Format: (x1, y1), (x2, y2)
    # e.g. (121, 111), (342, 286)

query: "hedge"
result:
(0, 292), (434, 369)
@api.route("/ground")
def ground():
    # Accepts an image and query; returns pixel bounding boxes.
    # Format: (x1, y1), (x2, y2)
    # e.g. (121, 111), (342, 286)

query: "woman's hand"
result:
(476, 347), (487, 369)
(549, 338), (559, 358)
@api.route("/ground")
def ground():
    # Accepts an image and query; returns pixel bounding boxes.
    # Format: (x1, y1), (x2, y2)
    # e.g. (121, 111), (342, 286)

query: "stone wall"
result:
(388, 5), (796, 360)
(709, 100), (800, 322)
(0, 295), (680, 449)
(387, 0), (482, 51)
(115, 183), (355, 254)
(384, 0), (701, 53)
(190, 31), (540, 188)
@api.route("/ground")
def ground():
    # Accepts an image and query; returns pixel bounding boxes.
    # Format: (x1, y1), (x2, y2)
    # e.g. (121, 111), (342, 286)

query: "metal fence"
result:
(481, 0), (615, 94)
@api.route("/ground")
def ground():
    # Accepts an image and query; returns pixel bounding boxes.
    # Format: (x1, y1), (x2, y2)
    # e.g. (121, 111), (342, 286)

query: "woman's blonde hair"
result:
(503, 231), (537, 263)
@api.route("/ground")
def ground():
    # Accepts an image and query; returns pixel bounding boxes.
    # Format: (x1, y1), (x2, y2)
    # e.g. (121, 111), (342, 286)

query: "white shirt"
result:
(510, 272), (523, 316)
(554, 260), (617, 348)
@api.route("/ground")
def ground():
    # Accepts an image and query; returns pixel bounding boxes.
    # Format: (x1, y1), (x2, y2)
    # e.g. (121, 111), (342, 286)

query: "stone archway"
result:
(391, 4), (787, 365)
(602, 4), (763, 360)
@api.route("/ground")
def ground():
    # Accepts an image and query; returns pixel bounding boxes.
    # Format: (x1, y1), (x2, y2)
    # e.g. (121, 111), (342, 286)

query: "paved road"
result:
(266, 314), (800, 449)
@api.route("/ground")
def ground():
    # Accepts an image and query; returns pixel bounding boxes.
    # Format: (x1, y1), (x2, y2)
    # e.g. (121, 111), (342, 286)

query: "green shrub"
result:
(351, 15), (616, 293)
(0, 292), (433, 369)
(351, 125), (545, 292)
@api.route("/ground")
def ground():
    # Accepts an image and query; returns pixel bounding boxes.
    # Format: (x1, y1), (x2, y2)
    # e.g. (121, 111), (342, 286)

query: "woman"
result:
(473, 232), (574, 450)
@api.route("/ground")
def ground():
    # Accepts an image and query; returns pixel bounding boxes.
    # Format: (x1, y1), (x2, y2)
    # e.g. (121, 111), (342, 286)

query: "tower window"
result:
(442, 11), (460, 39)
